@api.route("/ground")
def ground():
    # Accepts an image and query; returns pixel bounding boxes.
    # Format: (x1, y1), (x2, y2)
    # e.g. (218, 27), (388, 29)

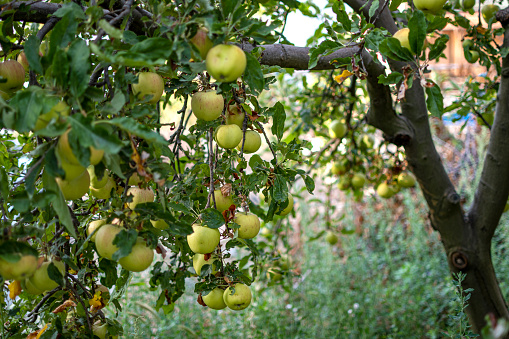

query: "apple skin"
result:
(223, 283), (252, 311)
(482, 4), (500, 22)
(206, 44), (247, 83)
(393, 28), (411, 51)
(203, 287), (227, 310)
(126, 186), (155, 210)
(467, 50), (480, 63)
(413, 0), (447, 14)
(211, 189), (234, 212)
(215, 124), (243, 149)
(328, 120), (347, 139)
(88, 166), (109, 189)
(462, 39), (474, 49)
(87, 219), (106, 242)
(57, 129), (104, 166)
(118, 238), (154, 272)
(92, 321), (118, 339)
(190, 27), (213, 60)
(377, 182), (396, 199)
(460, 0), (475, 10)
(331, 161), (347, 175)
(0, 254), (38, 280)
(225, 104), (248, 127)
(276, 193), (294, 216)
(56, 170), (90, 200)
(0, 60), (25, 94)
(29, 260), (65, 292)
(351, 173), (366, 189)
(94, 224), (122, 260)
(22, 278), (45, 295)
(193, 253), (218, 275)
(90, 177), (116, 199)
(132, 72), (165, 104)
(234, 212), (260, 239)
(337, 176), (351, 191)
(34, 101), (70, 132)
(397, 172), (416, 188)
(325, 231), (338, 245)
(191, 90), (224, 121)
(150, 219), (169, 230)
(237, 130), (261, 154)
(187, 224), (220, 254)
(17, 52), (29, 72)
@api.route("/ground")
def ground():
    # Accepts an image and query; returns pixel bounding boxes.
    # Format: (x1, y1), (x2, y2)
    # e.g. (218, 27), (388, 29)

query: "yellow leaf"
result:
(334, 70), (354, 84)
(9, 280), (22, 300)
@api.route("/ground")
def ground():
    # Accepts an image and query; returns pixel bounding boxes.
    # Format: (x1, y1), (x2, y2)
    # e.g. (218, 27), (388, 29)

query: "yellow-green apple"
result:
(94, 224), (122, 260)
(359, 134), (375, 150)
(118, 238), (154, 272)
(187, 224), (220, 254)
(126, 186), (155, 210)
(58, 157), (86, 181)
(223, 283), (252, 310)
(87, 219), (106, 242)
(206, 44), (247, 83)
(90, 177), (116, 199)
(22, 278), (44, 295)
(351, 173), (366, 189)
(0, 60), (25, 96)
(331, 161), (347, 175)
(191, 90), (224, 121)
(0, 253), (38, 280)
(132, 72), (164, 104)
(215, 124), (243, 149)
(413, 0), (447, 13)
(190, 27), (213, 59)
(28, 260), (65, 292)
(461, 0), (475, 10)
(393, 28), (411, 50)
(237, 130), (261, 154)
(193, 253), (219, 275)
(88, 166), (109, 189)
(276, 193), (294, 216)
(92, 321), (118, 339)
(463, 39), (474, 49)
(226, 104), (249, 127)
(377, 182), (396, 199)
(482, 4), (500, 22)
(397, 172), (416, 187)
(466, 50), (480, 63)
(150, 219), (169, 230)
(203, 287), (227, 310)
(56, 170), (90, 200)
(211, 189), (234, 212)
(128, 172), (142, 186)
(325, 231), (338, 245)
(34, 101), (70, 131)
(328, 120), (347, 139)
(17, 52), (29, 72)
(337, 176), (351, 191)
(233, 212), (260, 239)
(57, 129), (104, 166)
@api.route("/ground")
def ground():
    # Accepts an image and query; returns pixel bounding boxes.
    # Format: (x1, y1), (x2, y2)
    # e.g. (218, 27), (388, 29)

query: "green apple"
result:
(359, 134), (375, 150)
(337, 176), (351, 191)
(0, 60), (25, 94)
(215, 124), (243, 149)
(28, 260), (65, 292)
(17, 52), (29, 72)
(203, 287), (227, 310)
(460, 0), (475, 10)
(237, 130), (261, 154)
(234, 212), (260, 239)
(132, 72), (165, 104)
(150, 219), (169, 230)
(87, 166), (109, 189)
(393, 28), (412, 51)
(206, 44), (247, 83)
(223, 283), (252, 311)
(193, 253), (219, 275)
(0, 254), (38, 280)
(482, 4), (500, 22)
(90, 177), (116, 199)
(57, 129), (104, 166)
(226, 104), (250, 127)
(466, 50), (480, 63)
(397, 172), (416, 188)
(22, 278), (45, 295)
(325, 231), (338, 245)
(331, 161), (347, 175)
(211, 189), (234, 212)
(191, 90), (224, 121)
(94, 224), (122, 260)
(128, 172), (142, 186)
(276, 193), (294, 216)
(118, 238), (154, 272)
(377, 182), (396, 199)
(34, 101), (70, 131)
(413, 0), (447, 13)
(56, 170), (90, 200)
(190, 27), (213, 59)
(92, 321), (118, 339)
(87, 219), (106, 242)
(58, 156), (86, 181)
(126, 186), (155, 210)
(267, 267), (282, 281)
(187, 224), (220, 254)
(463, 39), (474, 49)
(351, 173), (366, 189)
(328, 120), (347, 139)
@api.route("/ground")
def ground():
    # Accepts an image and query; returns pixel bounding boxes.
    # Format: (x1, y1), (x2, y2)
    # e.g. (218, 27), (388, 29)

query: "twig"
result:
(255, 121), (277, 160)
(26, 287), (61, 322)
(306, 138), (340, 175)
(205, 127), (216, 209)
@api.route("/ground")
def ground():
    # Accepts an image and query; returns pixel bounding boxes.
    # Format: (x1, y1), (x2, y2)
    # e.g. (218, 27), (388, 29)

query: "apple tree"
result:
(0, 0), (508, 337)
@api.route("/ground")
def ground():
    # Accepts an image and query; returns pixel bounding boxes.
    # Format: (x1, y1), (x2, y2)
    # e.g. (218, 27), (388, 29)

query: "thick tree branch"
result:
(343, 0), (398, 34)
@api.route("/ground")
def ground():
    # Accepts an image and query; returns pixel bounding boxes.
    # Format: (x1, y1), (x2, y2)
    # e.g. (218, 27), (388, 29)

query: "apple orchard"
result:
(1, 0), (509, 337)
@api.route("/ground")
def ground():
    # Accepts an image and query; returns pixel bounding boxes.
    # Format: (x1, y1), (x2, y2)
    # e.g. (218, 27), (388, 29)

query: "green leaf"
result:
(98, 19), (124, 39)
(428, 35), (449, 61)
(105, 117), (169, 145)
(269, 102), (286, 142)
(221, 0), (239, 17)
(301, 174), (315, 194)
(308, 40), (340, 69)
(47, 262), (64, 286)
(379, 38), (415, 62)
(201, 208), (225, 229)
(244, 53), (264, 95)
(272, 175), (288, 202)
(408, 10), (427, 55)
(112, 229), (138, 261)
(425, 80), (444, 118)
(25, 35), (43, 74)
(68, 40), (91, 97)
(8, 87), (50, 133)
(0, 241), (38, 262)
(0, 166), (8, 200)
(378, 72), (404, 85)
(25, 158), (43, 199)
(130, 38), (172, 61)
(42, 170), (76, 238)
(368, 0), (380, 19)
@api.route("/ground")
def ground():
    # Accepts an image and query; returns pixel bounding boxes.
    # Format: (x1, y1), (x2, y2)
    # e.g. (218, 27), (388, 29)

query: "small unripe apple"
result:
(0, 60), (25, 94)
(206, 44), (247, 83)
(462, 39), (474, 49)
(0, 254), (38, 280)
(328, 120), (347, 139)
(482, 4), (500, 22)
(351, 173), (366, 189)
(92, 321), (118, 339)
(187, 224), (220, 254)
(276, 193), (294, 216)
(466, 50), (480, 63)
(17, 52), (29, 72)
(126, 186), (155, 210)
(191, 90), (224, 121)
(223, 283), (252, 310)
(132, 72), (165, 104)
(94, 224), (122, 260)
(377, 182), (396, 199)
(193, 253), (219, 275)
(57, 129), (104, 166)
(150, 219), (169, 230)
(215, 124), (243, 149)
(190, 27), (213, 60)
(90, 177), (116, 199)
(211, 189), (234, 212)
(397, 172), (416, 188)
(118, 238), (154, 272)
(413, 0), (447, 13)
(56, 170), (90, 200)
(234, 212), (261, 239)
(226, 104), (250, 127)
(331, 161), (347, 175)
(460, 0), (475, 10)
(337, 176), (351, 191)
(325, 231), (338, 245)
(34, 101), (70, 132)
(203, 287), (227, 310)
(29, 260), (65, 292)
(87, 219), (106, 242)
(22, 278), (45, 295)
(237, 130), (261, 154)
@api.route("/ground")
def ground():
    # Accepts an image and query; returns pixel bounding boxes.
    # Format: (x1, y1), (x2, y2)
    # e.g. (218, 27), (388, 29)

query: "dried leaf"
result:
(334, 70), (354, 84)
(52, 300), (76, 314)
